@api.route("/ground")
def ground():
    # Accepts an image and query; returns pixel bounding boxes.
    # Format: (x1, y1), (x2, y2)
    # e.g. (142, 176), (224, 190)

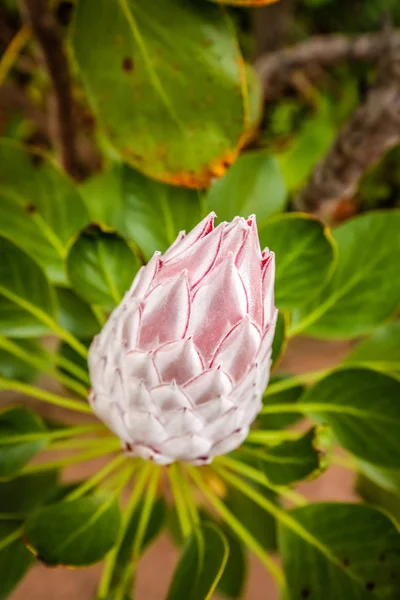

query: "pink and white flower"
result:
(88, 213), (277, 465)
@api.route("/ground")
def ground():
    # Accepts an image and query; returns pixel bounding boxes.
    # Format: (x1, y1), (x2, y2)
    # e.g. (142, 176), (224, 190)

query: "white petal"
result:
(195, 396), (235, 423)
(161, 408), (203, 437)
(262, 252), (276, 327)
(188, 255), (248, 363)
(230, 365), (258, 405)
(153, 338), (204, 385)
(151, 383), (192, 411)
(211, 317), (261, 383)
(108, 402), (131, 443)
(123, 378), (156, 414)
(123, 350), (160, 388)
(184, 367), (232, 405)
(123, 411), (167, 446)
(202, 406), (243, 440)
(138, 272), (190, 350)
(162, 212), (216, 263)
(121, 302), (141, 349)
(161, 434), (212, 461)
(125, 443), (172, 465)
(210, 427), (249, 457)
(129, 252), (161, 299)
(236, 218), (263, 328)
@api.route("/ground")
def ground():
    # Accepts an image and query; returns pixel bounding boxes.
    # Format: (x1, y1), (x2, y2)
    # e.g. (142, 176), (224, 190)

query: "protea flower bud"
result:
(88, 213), (277, 465)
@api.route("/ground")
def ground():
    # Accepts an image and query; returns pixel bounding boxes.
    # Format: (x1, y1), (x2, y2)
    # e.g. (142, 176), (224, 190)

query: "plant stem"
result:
(97, 462), (153, 599)
(168, 463), (193, 538)
(51, 351), (90, 385)
(177, 463), (200, 526)
(22, 441), (121, 473)
(66, 454), (128, 501)
(0, 527), (22, 552)
(49, 436), (112, 452)
(0, 336), (88, 398)
(186, 465), (285, 589)
(246, 430), (302, 444)
(264, 369), (330, 397)
(331, 454), (358, 471)
(0, 376), (92, 414)
(0, 25), (31, 87)
(216, 455), (308, 506)
(92, 305), (107, 326)
(0, 424), (105, 445)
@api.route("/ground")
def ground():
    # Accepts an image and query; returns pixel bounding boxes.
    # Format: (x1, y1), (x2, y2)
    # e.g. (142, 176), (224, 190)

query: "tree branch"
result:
(294, 38), (400, 215)
(18, 0), (84, 179)
(254, 30), (400, 101)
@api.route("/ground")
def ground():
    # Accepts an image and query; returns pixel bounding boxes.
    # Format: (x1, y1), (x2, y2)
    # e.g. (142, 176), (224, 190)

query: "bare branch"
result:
(18, 0), (84, 179)
(294, 38), (400, 216)
(254, 30), (400, 101)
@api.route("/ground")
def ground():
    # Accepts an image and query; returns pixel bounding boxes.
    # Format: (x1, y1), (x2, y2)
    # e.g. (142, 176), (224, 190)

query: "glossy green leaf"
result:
(0, 339), (43, 382)
(166, 523), (229, 600)
(258, 427), (332, 486)
(0, 521), (34, 600)
(121, 166), (202, 260)
(0, 237), (55, 338)
(56, 288), (100, 338)
(207, 152), (286, 224)
(279, 503), (400, 599)
(0, 407), (48, 479)
(78, 163), (124, 230)
(0, 471), (59, 515)
(300, 368), (400, 468)
(73, 0), (259, 187)
(225, 477), (277, 551)
(356, 473), (400, 523)
(346, 321), (400, 375)
(291, 212), (400, 338)
(260, 382), (304, 431)
(216, 529), (247, 599)
(24, 495), (121, 566)
(271, 312), (287, 367)
(111, 497), (166, 589)
(67, 229), (139, 310)
(0, 140), (89, 285)
(258, 214), (336, 309)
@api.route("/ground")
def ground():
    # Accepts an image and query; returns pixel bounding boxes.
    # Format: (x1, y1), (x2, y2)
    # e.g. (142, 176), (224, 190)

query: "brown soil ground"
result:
(6, 337), (358, 600)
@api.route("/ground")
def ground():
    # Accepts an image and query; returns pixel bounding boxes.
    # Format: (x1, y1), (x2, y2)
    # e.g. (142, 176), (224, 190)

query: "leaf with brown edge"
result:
(72, 0), (262, 188)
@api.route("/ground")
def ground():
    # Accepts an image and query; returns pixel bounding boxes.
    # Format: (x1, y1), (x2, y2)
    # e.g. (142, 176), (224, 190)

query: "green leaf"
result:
(299, 368), (400, 468)
(0, 471), (59, 515)
(258, 214), (336, 309)
(0, 140), (89, 285)
(0, 339), (42, 382)
(260, 382), (304, 431)
(0, 407), (48, 479)
(0, 237), (56, 338)
(291, 212), (400, 338)
(24, 494), (121, 566)
(67, 229), (139, 310)
(279, 503), (400, 599)
(357, 460), (400, 496)
(111, 497), (166, 588)
(166, 523), (229, 600)
(0, 521), (34, 600)
(72, 0), (260, 187)
(207, 152), (286, 224)
(57, 340), (90, 385)
(345, 321), (400, 375)
(356, 473), (400, 523)
(271, 311), (287, 367)
(78, 163), (124, 230)
(258, 426), (332, 486)
(56, 288), (100, 338)
(225, 477), (277, 551)
(121, 165), (202, 260)
(216, 529), (247, 599)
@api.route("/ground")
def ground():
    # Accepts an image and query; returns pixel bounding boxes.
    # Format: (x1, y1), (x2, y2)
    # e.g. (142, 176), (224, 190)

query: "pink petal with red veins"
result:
(151, 382), (192, 411)
(138, 271), (190, 350)
(262, 252), (276, 327)
(162, 212), (216, 263)
(188, 255), (248, 363)
(157, 223), (224, 289)
(123, 350), (160, 388)
(210, 427), (249, 457)
(161, 407), (203, 437)
(236, 218), (263, 327)
(161, 434), (212, 461)
(153, 338), (204, 385)
(121, 302), (141, 349)
(211, 317), (261, 384)
(257, 311), (278, 364)
(125, 444), (171, 465)
(161, 230), (185, 260)
(213, 217), (247, 267)
(123, 412), (167, 445)
(129, 251), (161, 299)
(184, 367), (233, 405)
